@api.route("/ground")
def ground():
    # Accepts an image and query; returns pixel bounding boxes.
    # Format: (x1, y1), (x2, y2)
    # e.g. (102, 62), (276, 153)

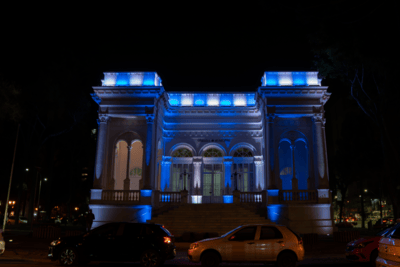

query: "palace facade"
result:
(89, 71), (334, 234)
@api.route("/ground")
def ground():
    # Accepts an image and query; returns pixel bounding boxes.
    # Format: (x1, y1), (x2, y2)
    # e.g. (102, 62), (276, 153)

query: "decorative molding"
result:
(146, 114), (155, 124)
(98, 114), (109, 123)
(320, 92), (332, 105)
(312, 113), (324, 123)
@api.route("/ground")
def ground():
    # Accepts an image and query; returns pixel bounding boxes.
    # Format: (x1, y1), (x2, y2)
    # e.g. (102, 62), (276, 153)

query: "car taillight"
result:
(164, 236), (171, 244)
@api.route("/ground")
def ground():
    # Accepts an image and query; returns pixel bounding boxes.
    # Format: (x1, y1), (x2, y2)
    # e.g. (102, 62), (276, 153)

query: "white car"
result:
(376, 220), (400, 267)
(0, 229), (5, 255)
(188, 224), (304, 267)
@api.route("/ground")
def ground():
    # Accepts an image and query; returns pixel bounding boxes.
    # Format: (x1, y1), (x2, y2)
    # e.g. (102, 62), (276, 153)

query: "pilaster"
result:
(290, 144), (298, 190)
(312, 114), (328, 189)
(223, 156), (233, 194)
(161, 156), (172, 191)
(267, 114), (278, 189)
(193, 156), (202, 195)
(254, 156), (264, 191)
(143, 114), (154, 189)
(94, 114), (109, 189)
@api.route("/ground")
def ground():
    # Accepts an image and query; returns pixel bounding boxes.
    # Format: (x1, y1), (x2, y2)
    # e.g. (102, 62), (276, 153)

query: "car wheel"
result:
(201, 251), (220, 267)
(59, 247), (78, 266)
(276, 251), (296, 267)
(140, 249), (163, 267)
(370, 249), (378, 266)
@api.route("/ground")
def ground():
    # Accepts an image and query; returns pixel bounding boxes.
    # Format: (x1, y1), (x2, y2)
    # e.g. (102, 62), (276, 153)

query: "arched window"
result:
(232, 147), (254, 192)
(113, 139), (143, 190)
(233, 148), (253, 157)
(129, 140), (143, 190)
(114, 140), (128, 190)
(203, 148), (223, 157)
(172, 148), (193, 157)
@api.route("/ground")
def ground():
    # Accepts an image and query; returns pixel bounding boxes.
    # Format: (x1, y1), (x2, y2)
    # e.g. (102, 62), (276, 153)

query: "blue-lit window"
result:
(171, 164), (192, 192)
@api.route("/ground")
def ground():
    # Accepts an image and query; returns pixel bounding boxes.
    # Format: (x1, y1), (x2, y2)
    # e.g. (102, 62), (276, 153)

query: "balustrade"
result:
(240, 192), (264, 203)
(159, 192), (181, 203)
(279, 190), (317, 202)
(101, 190), (140, 203)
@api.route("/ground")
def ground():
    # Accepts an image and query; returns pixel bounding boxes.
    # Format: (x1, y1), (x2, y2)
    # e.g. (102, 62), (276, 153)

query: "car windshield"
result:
(376, 225), (396, 236)
(221, 226), (242, 237)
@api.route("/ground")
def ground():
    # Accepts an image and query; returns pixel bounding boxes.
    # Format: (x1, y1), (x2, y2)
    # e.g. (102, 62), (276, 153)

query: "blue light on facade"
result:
(133, 205), (152, 223)
(293, 72), (307, 86)
(265, 73), (279, 86)
(223, 195), (233, 203)
(143, 72), (155, 86)
(267, 189), (279, 197)
(247, 94), (256, 106)
(140, 189), (152, 197)
(267, 204), (283, 223)
(169, 94), (181, 106)
(194, 94), (206, 106)
(116, 73), (130, 86)
(220, 94), (233, 106)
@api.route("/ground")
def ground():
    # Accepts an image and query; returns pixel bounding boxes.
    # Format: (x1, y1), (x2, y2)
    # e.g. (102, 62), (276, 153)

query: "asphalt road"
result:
(0, 251), (370, 267)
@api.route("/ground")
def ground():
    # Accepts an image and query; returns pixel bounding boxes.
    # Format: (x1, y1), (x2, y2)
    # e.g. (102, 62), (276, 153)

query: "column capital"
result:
(223, 156), (233, 163)
(97, 114), (110, 125)
(312, 113), (323, 123)
(267, 113), (276, 122)
(162, 156), (172, 164)
(146, 114), (155, 124)
(254, 160), (264, 166)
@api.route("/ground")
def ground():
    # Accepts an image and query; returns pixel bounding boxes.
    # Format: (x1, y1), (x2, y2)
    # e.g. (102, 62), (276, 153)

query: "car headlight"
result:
(50, 240), (61, 246)
(355, 241), (373, 248)
(189, 243), (199, 250)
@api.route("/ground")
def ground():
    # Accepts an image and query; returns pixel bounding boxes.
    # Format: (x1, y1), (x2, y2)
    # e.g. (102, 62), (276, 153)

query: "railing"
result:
(240, 192), (264, 203)
(101, 190), (140, 202)
(279, 190), (318, 202)
(159, 192), (181, 203)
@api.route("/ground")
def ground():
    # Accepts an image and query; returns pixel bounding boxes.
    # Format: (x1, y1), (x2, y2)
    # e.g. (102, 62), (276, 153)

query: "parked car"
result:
(188, 224), (304, 267)
(376, 220), (400, 267)
(345, 224), (396, 265)
(48, 222), (176, 266)
(0, 229), (5, 255)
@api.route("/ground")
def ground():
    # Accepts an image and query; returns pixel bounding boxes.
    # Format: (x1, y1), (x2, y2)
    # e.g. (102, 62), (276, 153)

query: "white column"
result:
(193, 157), (202, 195)
(161, 156), (172, 191)
(313, 114), (328, 189)
(254, 157), (265, 191)
(94, 114), (109, 189)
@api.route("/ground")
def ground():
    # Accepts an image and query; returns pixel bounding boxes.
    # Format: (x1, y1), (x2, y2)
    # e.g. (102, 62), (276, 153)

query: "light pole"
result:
(179, 170), (191, 191)
(231, 170), (241, 191)
(37, 177), (47, 218)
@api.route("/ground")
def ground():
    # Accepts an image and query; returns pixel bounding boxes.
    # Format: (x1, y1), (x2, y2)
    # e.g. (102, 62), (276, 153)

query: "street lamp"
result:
(231, 170), (241, 191)
(37, 177), (47, 213)
(179, 170), (191, 191)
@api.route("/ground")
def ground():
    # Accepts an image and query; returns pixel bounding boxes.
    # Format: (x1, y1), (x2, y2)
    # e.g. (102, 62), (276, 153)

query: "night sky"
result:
(1, 1), (398, 213)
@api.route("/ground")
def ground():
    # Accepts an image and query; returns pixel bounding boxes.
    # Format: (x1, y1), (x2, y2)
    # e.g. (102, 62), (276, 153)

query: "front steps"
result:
(147, 203), (273, 237)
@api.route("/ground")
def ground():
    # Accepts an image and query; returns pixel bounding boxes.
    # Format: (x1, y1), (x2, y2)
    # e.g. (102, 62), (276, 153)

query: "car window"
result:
(231, 226), (257, 241)
(260, 226), (283, 240)
(141, 225), (154, 236)
(222, 226), (242, 237)
(124, 224), (143, 237)
(92, 224), (119, 237)
(389, 227), (400, 239)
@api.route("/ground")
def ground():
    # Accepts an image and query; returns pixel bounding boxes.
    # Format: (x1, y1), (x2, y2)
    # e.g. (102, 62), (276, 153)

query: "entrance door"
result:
(203, 164), (223, 203)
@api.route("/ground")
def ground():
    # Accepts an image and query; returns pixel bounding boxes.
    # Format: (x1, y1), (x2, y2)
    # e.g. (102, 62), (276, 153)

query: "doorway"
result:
(202, 164), (223, 203)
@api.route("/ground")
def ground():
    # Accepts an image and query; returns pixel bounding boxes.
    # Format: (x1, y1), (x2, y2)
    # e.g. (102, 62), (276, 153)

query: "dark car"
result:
(48, 222), (176, 266)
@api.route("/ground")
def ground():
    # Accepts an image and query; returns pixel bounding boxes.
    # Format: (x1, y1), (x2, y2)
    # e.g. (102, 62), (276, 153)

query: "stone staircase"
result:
(147, 203), (273, 237)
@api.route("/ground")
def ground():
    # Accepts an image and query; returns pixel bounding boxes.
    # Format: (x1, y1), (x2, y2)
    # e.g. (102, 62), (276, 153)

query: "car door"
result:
(228, 226), (258, 261)
(254, 226), (285, 261)
(379, 225), (400, 264)
(83, 223), (120, 260)
(119, 223), (144, 261)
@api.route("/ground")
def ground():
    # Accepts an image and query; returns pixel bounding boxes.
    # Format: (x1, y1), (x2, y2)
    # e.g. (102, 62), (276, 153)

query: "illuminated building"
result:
(89, 71), (334, 234)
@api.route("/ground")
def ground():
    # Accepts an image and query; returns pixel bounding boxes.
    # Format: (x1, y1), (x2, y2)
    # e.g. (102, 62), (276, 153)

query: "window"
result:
(260, 226), (283, 240)
(233, 148), (253, 157)
(114, 140), (143, 190)
(172, 148), (193, 157)
(123, 224), (143, 237)
(231, 226), (257, 241)
(171, 164), (192, 191)
(203, 148), (223, 157)
(232, 163), (254, 192)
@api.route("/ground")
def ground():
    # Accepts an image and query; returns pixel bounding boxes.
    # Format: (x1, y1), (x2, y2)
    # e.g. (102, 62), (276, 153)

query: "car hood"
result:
(198, 237), (222, 243)
(347, 236), (380, 246)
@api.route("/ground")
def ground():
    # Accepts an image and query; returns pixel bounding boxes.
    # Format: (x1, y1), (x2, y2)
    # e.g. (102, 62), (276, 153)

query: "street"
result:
(0, 251), (371, 267)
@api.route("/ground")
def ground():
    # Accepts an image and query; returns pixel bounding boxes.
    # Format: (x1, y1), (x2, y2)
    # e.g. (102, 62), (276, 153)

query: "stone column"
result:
(266, 114), (278, 189)
(124, 145), (132, 191)
(193, 157), (202, 195)
(94, 114), (109, 189)
(160, 156), (172, 191)
(254, 157), (265, 191)
(223, 157), (233, 194)
(290, 144), (298, 190)
(143, 115), (154, 189)
(313, 114), (328, 189)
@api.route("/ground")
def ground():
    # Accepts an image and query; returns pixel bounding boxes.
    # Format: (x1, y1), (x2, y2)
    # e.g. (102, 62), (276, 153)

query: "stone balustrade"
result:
(101, 190), (140, 203)
(279, 190), (318, 203)
(240, 191), (266, 203)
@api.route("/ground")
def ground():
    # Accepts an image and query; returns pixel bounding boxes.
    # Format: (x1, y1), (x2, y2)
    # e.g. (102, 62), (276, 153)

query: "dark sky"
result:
(2, 2), (317, 91)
